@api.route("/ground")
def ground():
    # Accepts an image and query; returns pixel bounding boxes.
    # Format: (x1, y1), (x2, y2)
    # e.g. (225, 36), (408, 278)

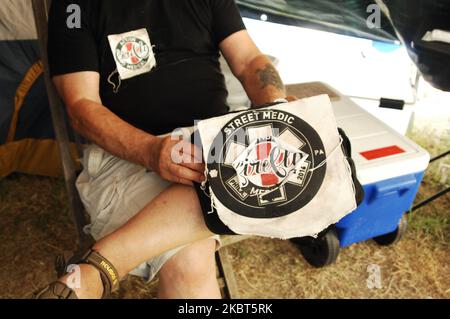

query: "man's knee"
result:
(160, 238), (217, 285)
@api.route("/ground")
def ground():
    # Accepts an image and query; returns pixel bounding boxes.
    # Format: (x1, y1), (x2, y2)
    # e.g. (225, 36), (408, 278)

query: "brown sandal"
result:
(34, 249), (120, 299)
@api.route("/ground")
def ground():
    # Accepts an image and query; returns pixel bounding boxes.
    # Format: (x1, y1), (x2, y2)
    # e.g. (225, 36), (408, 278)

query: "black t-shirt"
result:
(48, 0), (245, 135)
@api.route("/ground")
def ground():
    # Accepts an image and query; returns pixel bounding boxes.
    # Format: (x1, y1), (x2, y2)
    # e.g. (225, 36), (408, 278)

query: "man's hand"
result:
(149, 136), (205, 186)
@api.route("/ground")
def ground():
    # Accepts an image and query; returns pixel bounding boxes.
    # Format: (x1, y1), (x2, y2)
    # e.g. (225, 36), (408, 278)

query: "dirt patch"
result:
(0, 175), (160, 299)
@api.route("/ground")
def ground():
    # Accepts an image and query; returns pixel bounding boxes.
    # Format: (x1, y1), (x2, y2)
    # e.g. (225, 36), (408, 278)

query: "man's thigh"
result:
(75, 144), (219, 281)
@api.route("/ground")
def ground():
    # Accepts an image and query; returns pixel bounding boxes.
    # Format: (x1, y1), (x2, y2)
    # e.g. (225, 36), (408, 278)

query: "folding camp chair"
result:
(31, 0), (247, 299)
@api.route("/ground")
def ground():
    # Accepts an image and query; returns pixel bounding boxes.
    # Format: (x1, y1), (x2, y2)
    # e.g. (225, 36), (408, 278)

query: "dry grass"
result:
(0, 127), (448, 299)
(226, 230), (449, 299)
(0, 175), (77, 298)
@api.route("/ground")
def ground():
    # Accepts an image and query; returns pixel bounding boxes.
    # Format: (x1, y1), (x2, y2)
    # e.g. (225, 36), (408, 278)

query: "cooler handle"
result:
(372, 174), (417, 201)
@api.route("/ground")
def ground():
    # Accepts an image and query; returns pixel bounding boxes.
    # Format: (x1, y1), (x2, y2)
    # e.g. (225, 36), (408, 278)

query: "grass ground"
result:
(0, 127), (448, 299)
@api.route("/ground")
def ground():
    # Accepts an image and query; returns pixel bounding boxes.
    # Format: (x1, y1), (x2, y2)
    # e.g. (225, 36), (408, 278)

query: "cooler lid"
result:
(287, 82), (430, 185)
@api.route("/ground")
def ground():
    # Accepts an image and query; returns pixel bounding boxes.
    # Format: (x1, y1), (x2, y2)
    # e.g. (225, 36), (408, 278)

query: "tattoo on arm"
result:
(256, 64), (284, 91)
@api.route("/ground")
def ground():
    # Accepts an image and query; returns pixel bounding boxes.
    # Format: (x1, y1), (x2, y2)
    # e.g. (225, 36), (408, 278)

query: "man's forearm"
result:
(239, 54), (287, 106)
(68, 98), (159, 169)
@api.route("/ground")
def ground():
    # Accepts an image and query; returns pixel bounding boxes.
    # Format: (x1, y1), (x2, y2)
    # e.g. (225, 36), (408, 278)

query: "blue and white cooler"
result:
(286, 82), (430, 267)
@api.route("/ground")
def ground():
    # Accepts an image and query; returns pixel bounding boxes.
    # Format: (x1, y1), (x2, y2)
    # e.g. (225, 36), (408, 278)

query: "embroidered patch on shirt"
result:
(107, 28), (156, 80)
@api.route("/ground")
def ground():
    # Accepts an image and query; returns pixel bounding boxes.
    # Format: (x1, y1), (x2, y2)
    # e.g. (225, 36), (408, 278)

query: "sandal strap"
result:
(34, 281), (78, 299)
(80, 249), (120, 298)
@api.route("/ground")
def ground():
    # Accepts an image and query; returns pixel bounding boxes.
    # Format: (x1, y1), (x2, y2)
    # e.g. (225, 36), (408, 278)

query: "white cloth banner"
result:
(197, 95), (357, 239)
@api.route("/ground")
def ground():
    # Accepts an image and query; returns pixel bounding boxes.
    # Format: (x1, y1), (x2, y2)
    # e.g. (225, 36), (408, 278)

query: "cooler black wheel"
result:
(292, 229), (340, 268)
(373, 214), (408, 246)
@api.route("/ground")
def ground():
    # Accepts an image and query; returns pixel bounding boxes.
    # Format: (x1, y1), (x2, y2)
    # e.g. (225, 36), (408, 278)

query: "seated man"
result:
(36, 0), (290, 299)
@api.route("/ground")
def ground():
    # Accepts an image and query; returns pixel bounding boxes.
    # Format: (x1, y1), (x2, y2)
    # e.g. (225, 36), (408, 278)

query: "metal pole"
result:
(430, 150), (450, 163)
(412, 186), (450, 212)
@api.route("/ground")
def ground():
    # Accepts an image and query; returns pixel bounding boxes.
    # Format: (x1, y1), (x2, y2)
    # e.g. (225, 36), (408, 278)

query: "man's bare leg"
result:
(60, 184), (214, 299)
(158, 238), (221, 299)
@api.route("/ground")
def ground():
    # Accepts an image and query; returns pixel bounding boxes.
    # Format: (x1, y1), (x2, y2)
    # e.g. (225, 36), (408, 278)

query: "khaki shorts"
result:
(76, 145), (220, 282)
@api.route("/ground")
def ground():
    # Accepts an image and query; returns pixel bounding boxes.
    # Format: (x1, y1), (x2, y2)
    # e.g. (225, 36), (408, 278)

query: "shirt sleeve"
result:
(210, 0), (246, 45)
(48, 0), (99, 77)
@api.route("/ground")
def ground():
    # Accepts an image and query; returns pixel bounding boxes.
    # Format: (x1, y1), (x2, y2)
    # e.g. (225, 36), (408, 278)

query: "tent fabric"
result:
(377, 0), (450, 91)
(237, 0), (450, 91)
(237, 0), (397, 42)
(7, 61), (44, 143)
(0, 40), (78, 178)
(0, 139), (78, 178)
(0, 0), (79, 178)
(0, 40), (41, 145)
(0, 0), (37, 41)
